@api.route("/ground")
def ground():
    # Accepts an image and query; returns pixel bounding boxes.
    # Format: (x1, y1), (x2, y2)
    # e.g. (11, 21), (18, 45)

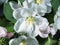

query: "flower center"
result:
(26, 16), (34, 25)
(19, 41), (26, 45)
(36, 0), (42, 4)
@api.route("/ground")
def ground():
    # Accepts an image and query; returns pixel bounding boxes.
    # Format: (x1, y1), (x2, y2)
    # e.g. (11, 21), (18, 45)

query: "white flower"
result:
(0, 26), (7, 38)
(9, 35), (39, 45)
(15, 17), (49, 37)
(54, 6), (60, 30)
(14, 15), (43, 36)
(9, 2), (50, 37)
(13, 8), (49, 36)
(23, 0), (52, 16)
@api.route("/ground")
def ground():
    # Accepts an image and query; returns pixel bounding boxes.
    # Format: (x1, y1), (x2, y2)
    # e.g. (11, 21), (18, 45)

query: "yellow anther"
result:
(26, 16), (34, 25)
(19, 41), (26, 45)
(36, 0), (42, 4)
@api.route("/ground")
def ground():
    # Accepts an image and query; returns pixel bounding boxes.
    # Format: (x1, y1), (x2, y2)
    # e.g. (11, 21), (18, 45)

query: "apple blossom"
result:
(9, 35), (39, 45)
(0, 26), (7, 38)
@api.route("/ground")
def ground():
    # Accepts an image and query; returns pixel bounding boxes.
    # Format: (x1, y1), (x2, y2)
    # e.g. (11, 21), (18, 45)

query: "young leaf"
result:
(4, 2), (16, 23)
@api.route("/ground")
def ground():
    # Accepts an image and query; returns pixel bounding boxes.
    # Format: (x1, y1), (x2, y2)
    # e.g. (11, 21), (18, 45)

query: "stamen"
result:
(36, 0), (42, 4)
(19, 41), (26, 45)
(26, 16), (34, 25)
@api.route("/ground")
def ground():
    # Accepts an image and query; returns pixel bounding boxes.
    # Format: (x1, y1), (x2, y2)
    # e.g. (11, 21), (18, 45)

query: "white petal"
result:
(39, 23), (48, 31)
(17, 21), (28, 33)
(14, 18), (25, 33)
(13, 8), (22, 20)
(27, 0), (33, 3)
(39, 18), (49, 31)
(54, 9), (60, 29)
(54, 15), (58, 30)
(20, 8), (33, 18)
(9, 1), (21, 10)
(26, 36), (39, 45)
(18, 35), (27, 41)
(35, 26), (50, 38)
(33, 25), (39, 37)
(9, 36), (27, 45)
(15, 21), (35, 36)
(58, 6), (60, 12)
(34, 16), (43, 25)
(54, 15), (57, 22)
(30, 3), (47, 16)
(45, 0), (52, 13)
(21, 8), (36, 18)
(46, 4), (52, 13)
(37, 4), (47, 16)
(9, 35), (39, 45)
(18, 0), (21, 5)
(45, 0), (52, 7)
(13, 8), (33, 20)
(0, 26), (7, 38)
(50, 23), (57, 36)
(27, 24), (35, 36)
(57, 18), (60, 29)
(9, 39), (15, 45)
(23, 1), (28, 8)
(9, 38), (21, 45)
(54, 22), (57, 32)
(46, 26), (51, 34)
(50, 28), (56, 36)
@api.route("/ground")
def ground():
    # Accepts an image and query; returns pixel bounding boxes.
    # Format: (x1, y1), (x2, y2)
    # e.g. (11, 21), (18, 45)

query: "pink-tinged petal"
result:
(39, 18), (49, 31)
(0, 26), (7, 38)
(39, 26), (50, 38)
(38, 31), (48, 38)
(50, 28), (56, 36)
(46, 26), (51, 34)
(50, 24), (56, 36)
(6, 32), (14, 38)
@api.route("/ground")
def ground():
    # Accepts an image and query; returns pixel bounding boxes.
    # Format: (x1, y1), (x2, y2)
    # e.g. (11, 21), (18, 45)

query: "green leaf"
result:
(45, 13), (54, 24)
(5, 24), (14, 32)
(3, 2), (16, 23)
(0, 38), (9, 45)
(58, 39), (60, 45)
(51, 0), (60, 12)
(0, 18), (7, 26)
(19, 0), (24, 3)
(45, 37), (57, 45)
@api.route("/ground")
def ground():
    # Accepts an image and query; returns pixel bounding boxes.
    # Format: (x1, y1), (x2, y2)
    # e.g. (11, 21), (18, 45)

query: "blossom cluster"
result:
(8, 0), (60, 45)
